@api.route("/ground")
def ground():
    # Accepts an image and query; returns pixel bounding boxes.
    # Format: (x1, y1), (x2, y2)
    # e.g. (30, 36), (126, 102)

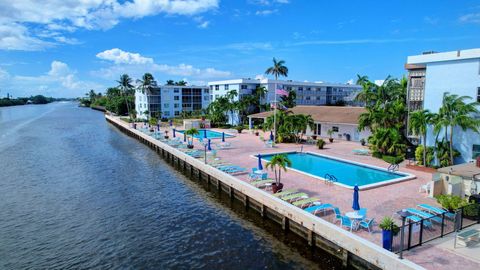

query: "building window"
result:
(163, 111), (170, 116)
(174, 111), (180, 116)
(298, 87), (303, 91)
(174, 88), (179, 93)
(209, 85), (213, 91)
(174, 96), (179, 101)
(215, 94), (219, 98)
(204, 89), (209, 94)
(473, 144), (480, 159)
(332, 126), (339, 132)
(215, 85), (219, 90)
(241, 84), (247, 90)
(164, 103), (169, 108)
(477, 87), (480, 102)
(174, 104), (179, 108)
(204, 96), (209, 101)
(306, 96), (311, 100)
(224, 84), (229, 90)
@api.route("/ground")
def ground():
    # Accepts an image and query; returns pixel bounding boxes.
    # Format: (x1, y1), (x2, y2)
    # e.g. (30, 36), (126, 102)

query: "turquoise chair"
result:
(359, 218), (374, 233)
(261, 173), (268, 180)
(358, 208), (367, 218)
(333, 207), (342, 224)
(340, 216), (353, 231)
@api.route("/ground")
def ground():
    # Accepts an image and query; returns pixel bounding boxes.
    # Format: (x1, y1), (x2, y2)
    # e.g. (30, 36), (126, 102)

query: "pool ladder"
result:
(324, 173), (338, 184)
(387, 163), (399, 172)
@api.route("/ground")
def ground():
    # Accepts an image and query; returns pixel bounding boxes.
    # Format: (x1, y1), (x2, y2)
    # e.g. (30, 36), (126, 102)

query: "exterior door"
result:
(315, 123), (321, 135)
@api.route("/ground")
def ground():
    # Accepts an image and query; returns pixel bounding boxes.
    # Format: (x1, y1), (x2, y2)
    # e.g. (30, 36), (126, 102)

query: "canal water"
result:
(0, 102), (341, 269)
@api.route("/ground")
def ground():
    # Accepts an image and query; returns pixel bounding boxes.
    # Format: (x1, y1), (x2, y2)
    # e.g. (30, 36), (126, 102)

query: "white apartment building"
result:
(135, 85), (210, 120)
(406, 48), (480, 163)
(207, 78), (361, 124)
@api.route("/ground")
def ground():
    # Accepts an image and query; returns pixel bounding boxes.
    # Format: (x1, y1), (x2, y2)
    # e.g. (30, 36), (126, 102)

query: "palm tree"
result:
(117, 74), (134, 119)
(225, 90), (239, 125)
(409, 109), (433, 166)
(437, 92), (480, 164)
(265, 58), (289, 143)
(265, 154), (292, 187)
(185, 128), (199, 148)
(166, 80), (175, 85)
(137, 73), (157, 95)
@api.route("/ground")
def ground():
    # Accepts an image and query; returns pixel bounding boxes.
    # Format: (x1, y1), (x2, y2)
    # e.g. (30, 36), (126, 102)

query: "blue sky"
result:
(1, 0), (479, 98)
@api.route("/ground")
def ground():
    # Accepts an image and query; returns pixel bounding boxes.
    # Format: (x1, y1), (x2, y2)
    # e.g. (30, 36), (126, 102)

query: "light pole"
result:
(397, 210), (410, 259)
(204, 143), (207, 164)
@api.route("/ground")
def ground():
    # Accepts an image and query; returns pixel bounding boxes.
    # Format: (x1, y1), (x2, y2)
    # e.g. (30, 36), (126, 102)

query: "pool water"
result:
(261, 152), (410, 188)
(176, 129), (234, 139)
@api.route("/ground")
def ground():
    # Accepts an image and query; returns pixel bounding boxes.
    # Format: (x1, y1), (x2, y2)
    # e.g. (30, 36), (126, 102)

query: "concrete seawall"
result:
(105, 114), (424, 270)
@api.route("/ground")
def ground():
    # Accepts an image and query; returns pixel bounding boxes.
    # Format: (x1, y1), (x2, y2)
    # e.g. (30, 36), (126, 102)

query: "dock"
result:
(106, 114), (423, 270)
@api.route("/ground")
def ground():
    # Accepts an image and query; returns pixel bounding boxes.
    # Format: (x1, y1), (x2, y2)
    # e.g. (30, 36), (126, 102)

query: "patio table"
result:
(346, 211), (364, 230)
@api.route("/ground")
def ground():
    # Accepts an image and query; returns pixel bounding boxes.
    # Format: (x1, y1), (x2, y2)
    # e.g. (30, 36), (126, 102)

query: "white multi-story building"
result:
(135, 85), (210, 119)
(207, 78), (361, 124)
(406, 48), (480, 163)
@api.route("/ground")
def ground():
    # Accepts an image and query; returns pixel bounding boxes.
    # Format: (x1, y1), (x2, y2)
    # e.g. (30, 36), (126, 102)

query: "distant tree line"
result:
(0, 95), (70, 107)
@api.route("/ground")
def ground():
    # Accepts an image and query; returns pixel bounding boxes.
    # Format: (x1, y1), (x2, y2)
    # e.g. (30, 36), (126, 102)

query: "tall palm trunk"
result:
(423, 133), (427, 166)
(278, 168), (281, 185)
(449, 125), (454, 165)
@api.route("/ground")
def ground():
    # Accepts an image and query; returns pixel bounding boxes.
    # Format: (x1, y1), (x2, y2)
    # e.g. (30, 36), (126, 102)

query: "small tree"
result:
(185, 128), (199, 147)
(265, 154), (292, 185)
(327, 129), (335, 142)
(149, 117), (158, 127)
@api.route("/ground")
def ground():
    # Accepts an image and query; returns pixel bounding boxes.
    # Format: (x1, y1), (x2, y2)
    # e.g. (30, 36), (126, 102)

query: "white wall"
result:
(305, 123), (371, 142)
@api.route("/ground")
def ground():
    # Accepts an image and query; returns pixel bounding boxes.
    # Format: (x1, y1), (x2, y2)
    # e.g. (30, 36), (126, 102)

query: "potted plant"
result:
(149, 117), (158, 132)
(185, 128), (199, 149)
(327, 129), (335, 143)
(235, 125), (244, 134)
(311, 134), (317, 140)
(164, 130), (169, 139)
(316, 139), (326, 149)
(360, 138), (366, 146)
(265, 154), (292, 193)
(379, 217), (399, 251)
(254, 125), (260, 136)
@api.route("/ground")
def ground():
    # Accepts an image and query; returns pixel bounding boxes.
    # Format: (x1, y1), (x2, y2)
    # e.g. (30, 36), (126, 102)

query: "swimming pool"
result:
(261, 152), (414, 189)
(176, 129), (234, 139)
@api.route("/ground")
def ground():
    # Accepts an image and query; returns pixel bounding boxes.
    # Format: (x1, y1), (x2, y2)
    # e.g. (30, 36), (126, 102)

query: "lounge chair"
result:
(304, 203), (333, 215)
(407, 208), (442, 223)
(272, 189), (298, 198)
(218, 142), (232, 149)
(265, 140), (274, 148)
(292, 197), (321, 208)
(406, 215), (433, 228)
(455, 229), (480, 248)
(340, 216), (353, 231)
(250, 179), (275, 188)
(352, 149), (369, 155)
(359, 218), (374, 233)
(280, 192), (308, 202)
(417, 204), (455, 219)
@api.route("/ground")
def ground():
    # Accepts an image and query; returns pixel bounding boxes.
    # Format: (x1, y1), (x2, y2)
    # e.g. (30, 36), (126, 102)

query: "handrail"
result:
(324, 173), (338, 183)
(388, 163), (399, 172)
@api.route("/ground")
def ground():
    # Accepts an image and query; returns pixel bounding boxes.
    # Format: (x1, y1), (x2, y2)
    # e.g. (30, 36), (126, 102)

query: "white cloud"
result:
(374, 80), (385, 86)
(94, 48), (231, 80)
(2, 61), (103, 97)
(346, 79), (354, 85)
(255, 74), (267, 80)
(198, 21), (210, 28)
(459, 13), (480, 24)
(96, 48), (154, 65)
(0, 0), (219, 51)
(255, 9), (278, 16)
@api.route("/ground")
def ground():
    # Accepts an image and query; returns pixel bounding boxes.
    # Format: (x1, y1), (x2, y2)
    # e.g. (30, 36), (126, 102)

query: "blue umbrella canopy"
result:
(222, 132), (225, 142)
(269, 131), (274, 141)
(204, 129), (207, 138)
(352, 185), (360, 211)
(257, 154), (263, 170)
(208, 139), (212, 151)
(173, 128), (176, 138)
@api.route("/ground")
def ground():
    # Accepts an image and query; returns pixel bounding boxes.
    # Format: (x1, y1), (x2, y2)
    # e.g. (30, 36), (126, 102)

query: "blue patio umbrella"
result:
(222, 132), (225, 142)
(156, 124), (160, 131)
(269, 131), (274, 141)
(173, 128), (176, 138)
(183, 133), (186, 142)
(207, 139), (212, 151)
(257, 154), (263, 170)
(352, 184), (360, 211)
(204, 129), (207, 138)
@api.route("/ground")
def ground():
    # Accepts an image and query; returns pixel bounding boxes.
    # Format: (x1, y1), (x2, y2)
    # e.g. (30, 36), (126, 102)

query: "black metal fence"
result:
(391, 203), (480, 253)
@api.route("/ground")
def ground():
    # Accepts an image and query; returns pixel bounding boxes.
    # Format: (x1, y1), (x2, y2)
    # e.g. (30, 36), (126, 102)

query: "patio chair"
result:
(358, 208), (367, 218)
(406, 215), (433, 228)
(265, 140), (274, 148)
(407, 208), (442, 223)
(417, 204), (455, 219)
(260, 173), (268, 180)
(418, 182), (431, 194)
(352, 149), (369, 155)
(340, 216), (353, 231)
(292, 197), (321, 208)
(358, 218), (374, 233)
(333, 207), (342, 224)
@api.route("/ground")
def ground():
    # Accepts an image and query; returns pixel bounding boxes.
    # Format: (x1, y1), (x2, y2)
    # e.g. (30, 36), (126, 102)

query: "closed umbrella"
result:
(257, 154), (263, 171)
(184, 133), (186, 142)
(269, 131), (274, 141)
(204, 129), (207, 138)
(352, 184), (360, 211)
(173, 128), (176, 138)
(222, 132), (225, 142)
(208, 139), (212, 151)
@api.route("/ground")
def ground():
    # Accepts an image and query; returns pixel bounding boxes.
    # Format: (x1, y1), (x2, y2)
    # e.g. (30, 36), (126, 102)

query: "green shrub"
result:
(415, 145), (435, 166)
(149, 117), (158, 126)
(382, 155), (404, 164)
(372, 151), (383, 159)
(316, 139), (326, 149)
(379, 217), (400, 235)
(435, 194), (469, 211)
